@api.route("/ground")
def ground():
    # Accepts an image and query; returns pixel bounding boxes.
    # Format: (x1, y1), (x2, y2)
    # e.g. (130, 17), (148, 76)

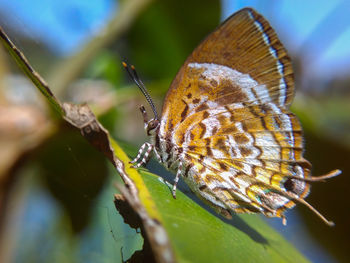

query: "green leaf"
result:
(113, 138), (309, 262)
(138, 170), (309, 263)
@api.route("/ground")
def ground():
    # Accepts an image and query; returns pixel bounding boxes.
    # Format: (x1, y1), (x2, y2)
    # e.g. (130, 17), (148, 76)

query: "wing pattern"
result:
(176, 100), (310, 216)
(153, 8), (338, 223)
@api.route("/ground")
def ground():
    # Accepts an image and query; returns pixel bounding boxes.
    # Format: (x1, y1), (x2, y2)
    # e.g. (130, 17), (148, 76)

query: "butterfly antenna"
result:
(130, 64), (159, 120)
(122, 62), (159, 120)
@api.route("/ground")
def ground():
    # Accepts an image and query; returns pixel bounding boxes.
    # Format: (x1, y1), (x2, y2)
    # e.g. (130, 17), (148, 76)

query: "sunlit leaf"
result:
(132, 169), (310, 263)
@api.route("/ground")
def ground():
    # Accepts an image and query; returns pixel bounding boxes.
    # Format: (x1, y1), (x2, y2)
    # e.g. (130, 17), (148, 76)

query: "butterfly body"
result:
(129, 8), (340, 225)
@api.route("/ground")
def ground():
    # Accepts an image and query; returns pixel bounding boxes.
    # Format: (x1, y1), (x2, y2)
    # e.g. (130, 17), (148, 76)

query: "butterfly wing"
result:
(159, 8), (309, 218)
(174, 101), (311, 217)
(161, 8), (294, 132)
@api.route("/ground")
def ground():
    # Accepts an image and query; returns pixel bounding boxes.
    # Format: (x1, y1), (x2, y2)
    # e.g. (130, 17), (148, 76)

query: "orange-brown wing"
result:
(161, 8), (294, 131)
(157, 8), (338, 224)
(174, 102), (311, 217)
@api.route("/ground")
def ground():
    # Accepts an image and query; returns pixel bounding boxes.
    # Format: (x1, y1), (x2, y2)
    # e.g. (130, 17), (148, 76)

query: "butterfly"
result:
(123, 8), (341, 225)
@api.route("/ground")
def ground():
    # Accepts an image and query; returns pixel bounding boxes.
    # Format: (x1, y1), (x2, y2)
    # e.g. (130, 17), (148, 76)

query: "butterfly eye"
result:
(146, 119), (159, 135)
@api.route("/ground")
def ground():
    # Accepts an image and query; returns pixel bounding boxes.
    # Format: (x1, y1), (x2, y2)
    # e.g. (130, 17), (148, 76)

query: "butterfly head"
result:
(139, 105), (160, 136)
(146, 118), (160, 136)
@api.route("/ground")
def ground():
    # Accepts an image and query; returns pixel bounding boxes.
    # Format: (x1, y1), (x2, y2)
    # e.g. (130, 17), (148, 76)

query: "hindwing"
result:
(173, 101), (310, 216)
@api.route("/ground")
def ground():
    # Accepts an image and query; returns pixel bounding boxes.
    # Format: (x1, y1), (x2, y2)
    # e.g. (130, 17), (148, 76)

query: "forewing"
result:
(161, 8), (294, 133)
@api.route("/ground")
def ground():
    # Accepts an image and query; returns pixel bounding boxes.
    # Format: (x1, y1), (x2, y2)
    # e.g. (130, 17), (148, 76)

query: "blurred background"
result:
(0, 0), (349, 262)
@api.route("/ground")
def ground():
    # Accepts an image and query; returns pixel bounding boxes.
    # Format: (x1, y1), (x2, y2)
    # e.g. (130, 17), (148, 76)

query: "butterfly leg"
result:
(130, 143), (148, 164)
(172, 161), (183, 198)
(153, 148), (162, 163)
(130, 142), (153, 168)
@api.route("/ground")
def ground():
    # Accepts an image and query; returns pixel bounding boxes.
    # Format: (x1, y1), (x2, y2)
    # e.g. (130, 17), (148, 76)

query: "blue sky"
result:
(1, 0), (349, 79)
(0, 0), (116, 54)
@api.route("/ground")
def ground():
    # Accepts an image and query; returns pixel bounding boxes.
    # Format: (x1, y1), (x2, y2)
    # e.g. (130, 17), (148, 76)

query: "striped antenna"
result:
(122, 62), (159, 120)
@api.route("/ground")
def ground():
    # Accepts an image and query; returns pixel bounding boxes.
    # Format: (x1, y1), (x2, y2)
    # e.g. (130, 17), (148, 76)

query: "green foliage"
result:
(135, 170), (309, 263)
(11, 162), (142, 263)
(128, 0), (221, 79)
(86, 50), (123, 88)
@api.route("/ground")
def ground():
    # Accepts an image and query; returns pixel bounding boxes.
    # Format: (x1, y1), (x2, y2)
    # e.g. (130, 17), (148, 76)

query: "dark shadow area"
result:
(35, 126), (109, 233)
(302, 131), (350, 263)
(114, 195), (156, 263)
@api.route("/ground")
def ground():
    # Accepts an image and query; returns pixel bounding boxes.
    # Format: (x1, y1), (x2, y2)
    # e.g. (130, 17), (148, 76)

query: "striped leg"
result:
(172, 161), (183, 199)
(130, 142), (153, 168)
(153, 148), (162, 163)
(130, 143), (148, 164)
